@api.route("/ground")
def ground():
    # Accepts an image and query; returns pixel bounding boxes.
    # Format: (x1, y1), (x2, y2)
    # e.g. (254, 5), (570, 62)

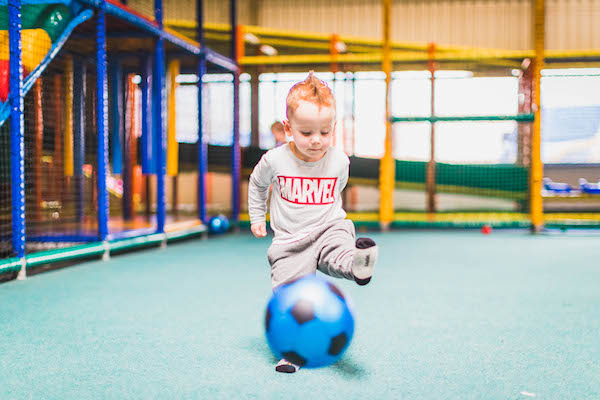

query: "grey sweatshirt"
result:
(248, 144), (349, 244)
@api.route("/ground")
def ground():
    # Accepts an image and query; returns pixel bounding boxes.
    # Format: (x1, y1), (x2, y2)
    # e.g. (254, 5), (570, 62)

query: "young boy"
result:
(270, 121), (286, 147)
(248, 72), (378, 373)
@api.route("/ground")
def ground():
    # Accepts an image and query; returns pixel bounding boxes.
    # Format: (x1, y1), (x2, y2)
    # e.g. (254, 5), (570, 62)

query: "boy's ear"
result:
(283, 120), (293, 137)
(332, 120), (338, 137)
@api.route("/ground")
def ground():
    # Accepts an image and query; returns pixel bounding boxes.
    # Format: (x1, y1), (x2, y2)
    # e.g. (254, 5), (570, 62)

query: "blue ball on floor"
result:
(265, 275), (355, 368)
(208, 214), (230, 234)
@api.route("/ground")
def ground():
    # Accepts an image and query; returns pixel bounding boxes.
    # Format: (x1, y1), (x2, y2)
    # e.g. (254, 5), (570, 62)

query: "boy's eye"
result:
(321, 131), (330, 135)
(301, 131), (311, 136)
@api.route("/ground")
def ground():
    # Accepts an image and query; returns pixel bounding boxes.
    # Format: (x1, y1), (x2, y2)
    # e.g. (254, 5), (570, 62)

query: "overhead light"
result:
(244, 32), (260, 45)
(334, 41), (347, 53)
(511, 69), (521, 77)
(260, 44), (278, 56)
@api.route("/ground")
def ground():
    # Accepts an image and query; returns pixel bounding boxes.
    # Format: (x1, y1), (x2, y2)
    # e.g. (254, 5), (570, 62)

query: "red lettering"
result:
(276, 176), (337, 205)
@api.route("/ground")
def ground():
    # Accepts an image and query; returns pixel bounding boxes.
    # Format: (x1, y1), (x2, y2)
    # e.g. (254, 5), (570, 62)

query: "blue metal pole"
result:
(96, 0), (109, 241)
(109, 57), (123, 174)
(140, 55), (153, 174)
(73, 57), (86, 224)
(230, 0), (240, 222)
(154, 0), (166, 233)
(197, 0), (207, 223)
(9, 0), (25, 261)
(155, 0), (163, 29)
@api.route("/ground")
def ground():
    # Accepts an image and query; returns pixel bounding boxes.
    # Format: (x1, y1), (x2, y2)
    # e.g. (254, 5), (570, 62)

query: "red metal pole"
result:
(34, 79), (43, 222)
(518, 62), (533, 167)
(53, 74), (63, 205)
(426, 43), (437, 214)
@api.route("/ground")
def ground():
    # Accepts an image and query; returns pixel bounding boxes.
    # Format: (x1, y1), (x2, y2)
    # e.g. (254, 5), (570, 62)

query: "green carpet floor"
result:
(1, 231), (599, 399)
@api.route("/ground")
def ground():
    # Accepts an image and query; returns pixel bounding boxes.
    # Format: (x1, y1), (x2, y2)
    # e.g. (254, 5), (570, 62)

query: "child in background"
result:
(248, 72), (378, 373)
(270, 121), (286, 147)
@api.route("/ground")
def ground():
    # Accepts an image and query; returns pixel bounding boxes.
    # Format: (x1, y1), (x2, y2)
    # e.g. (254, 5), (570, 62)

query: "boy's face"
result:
(284, 101), (335, 162)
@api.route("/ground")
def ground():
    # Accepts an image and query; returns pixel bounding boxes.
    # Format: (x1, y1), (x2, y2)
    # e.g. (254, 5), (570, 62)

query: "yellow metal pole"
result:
(166, 20), (600, 62)
(167, 59), (180, 177)
(163, 27), (201, 48)
(379, 0), (394, 228)
(239, 50), (532, 66)
(203, 22), (522, 54)
(530, 0), (544, 232)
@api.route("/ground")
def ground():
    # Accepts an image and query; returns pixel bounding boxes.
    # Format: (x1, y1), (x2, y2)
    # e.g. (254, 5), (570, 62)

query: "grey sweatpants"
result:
(267, 219), (356, 289)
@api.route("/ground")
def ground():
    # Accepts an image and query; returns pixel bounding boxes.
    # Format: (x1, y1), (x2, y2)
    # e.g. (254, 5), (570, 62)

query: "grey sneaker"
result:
(276, 358), (300, 373)
(352, 238), (377, 285)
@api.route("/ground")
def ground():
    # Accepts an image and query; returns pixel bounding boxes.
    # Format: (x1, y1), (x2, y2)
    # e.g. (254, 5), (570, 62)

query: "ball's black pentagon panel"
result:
(265, 307), (271, 332)
(282, 351), (307, 367)
(328, 332), (348, 356)
(290, 298), (315, 325)
(327, 281), (345, 301)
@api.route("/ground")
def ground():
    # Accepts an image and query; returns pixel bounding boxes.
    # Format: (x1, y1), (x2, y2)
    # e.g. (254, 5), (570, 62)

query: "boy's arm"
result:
(339, 156), (350, 192)
(248, 154), (273, 227)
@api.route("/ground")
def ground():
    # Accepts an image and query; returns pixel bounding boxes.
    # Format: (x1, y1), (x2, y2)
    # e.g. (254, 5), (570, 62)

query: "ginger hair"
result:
(286, 71), (335, 119)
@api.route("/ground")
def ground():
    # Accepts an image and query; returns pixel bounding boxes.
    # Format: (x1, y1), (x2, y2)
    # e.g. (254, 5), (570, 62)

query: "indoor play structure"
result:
(1, 0), (599, 276)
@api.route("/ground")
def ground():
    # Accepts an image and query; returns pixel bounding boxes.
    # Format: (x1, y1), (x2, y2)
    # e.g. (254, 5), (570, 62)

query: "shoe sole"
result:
(276, 365), (297, 373)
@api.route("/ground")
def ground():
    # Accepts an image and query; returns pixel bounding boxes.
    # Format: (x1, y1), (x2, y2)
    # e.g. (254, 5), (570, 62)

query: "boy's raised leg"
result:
(316, 220), (378, 285)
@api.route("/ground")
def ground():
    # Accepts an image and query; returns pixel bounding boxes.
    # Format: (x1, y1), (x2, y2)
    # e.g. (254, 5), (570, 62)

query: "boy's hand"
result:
(251, 222), (267, 238)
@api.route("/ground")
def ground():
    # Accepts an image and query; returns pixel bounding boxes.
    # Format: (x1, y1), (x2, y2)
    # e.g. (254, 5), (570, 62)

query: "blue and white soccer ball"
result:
(264, 274), (355, 368)
(208, 214), (230, 234)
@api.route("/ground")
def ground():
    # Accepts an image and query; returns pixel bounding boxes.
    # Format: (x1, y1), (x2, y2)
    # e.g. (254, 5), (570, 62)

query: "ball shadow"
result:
(331, 356), (368, 378)
(244, 337), (368, 377)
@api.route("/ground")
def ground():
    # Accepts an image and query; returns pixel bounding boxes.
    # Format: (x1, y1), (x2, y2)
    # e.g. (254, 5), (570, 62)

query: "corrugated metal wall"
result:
(255, 0), (531, 49)
(546, 0), (600, 50)
(388, 0), (531, 50)
(160, 0), (600, 50)
(161, 0), (254, 25)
